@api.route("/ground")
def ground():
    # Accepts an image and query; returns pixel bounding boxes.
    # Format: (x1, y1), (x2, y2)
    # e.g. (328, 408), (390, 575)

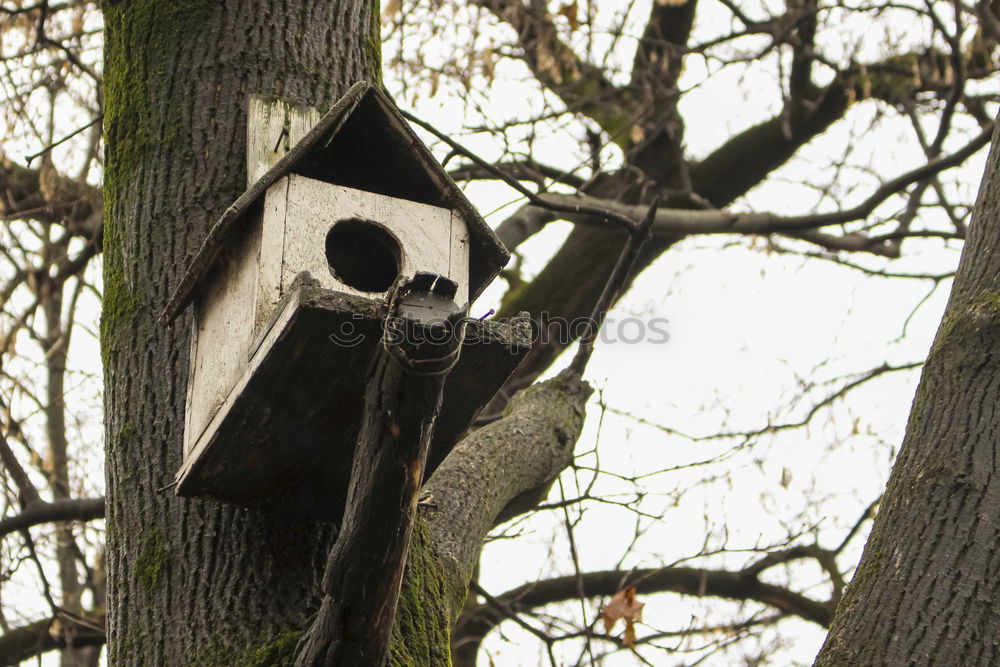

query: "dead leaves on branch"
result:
(601, 586), (645, 648)
(557, 2), (579, 31)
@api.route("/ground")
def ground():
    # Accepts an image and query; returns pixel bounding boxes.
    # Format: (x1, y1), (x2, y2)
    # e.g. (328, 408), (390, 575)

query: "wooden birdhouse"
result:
(161, 82), (530, 522)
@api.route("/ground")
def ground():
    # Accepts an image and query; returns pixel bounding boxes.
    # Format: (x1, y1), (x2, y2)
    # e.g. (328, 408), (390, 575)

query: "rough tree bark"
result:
(814, 118), (1000, 665)
(102, 2), (380, 663)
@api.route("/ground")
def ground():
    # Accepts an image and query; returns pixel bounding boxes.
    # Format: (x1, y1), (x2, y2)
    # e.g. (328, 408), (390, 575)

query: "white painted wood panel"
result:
(279, 175), (469, 302)
(177, 287), (303, 484)
(184, 223), (262, 454)
(449, 211), (470, 300)
(256, 177), (289, 335)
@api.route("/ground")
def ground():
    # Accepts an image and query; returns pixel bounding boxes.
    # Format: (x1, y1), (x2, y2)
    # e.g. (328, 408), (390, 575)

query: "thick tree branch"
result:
(384, 371), (593, 663)
(787, 0), (820, 100)
(559, 568), (833, 624)
(692, 43), (999, 208)
(690, 81), (850, 207)
(0, 497), (105, 538)
(0, 613), (105, 665)
(491, 15), (997, 410)
(629, 0), (698, 88)
(0, 154), (102, 238)
(423, 370), (592, 581)
(620, 0), (698, 188)
(0, 429), (42, 506)
(494, 203), (557, 251)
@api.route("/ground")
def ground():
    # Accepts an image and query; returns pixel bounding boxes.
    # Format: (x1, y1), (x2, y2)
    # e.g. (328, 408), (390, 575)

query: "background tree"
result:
(0, 0), (997, 664)
(814, 121), (1000, 666)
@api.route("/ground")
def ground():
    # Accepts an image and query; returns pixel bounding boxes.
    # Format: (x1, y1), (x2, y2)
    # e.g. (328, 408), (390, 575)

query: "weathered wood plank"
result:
(255, 177), (288, 336)
(247, 95), (321, 186)
(160, 83), (508, 324)
(160, 82), (369, 323)
(184, 221), (262, 451)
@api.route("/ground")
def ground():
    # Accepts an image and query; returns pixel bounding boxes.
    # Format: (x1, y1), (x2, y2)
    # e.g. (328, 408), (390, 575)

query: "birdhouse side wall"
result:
(449, 208), (471, 303)
(256, 177), (288, 335)
(184, 220), (263, 456)
(259, 175), (470, 311)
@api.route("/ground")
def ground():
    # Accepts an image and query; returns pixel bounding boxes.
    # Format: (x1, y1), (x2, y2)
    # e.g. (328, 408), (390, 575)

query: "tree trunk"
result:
(101, 2), (380, 663)
(814, 119), (1000, 665)
(102, 4), (597, 664)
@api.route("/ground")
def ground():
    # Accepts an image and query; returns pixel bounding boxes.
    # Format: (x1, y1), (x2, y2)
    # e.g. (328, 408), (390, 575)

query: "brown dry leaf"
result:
(600, 586), (645, 647)
(535, 44), (563, 84)
(382, 0), (402, 22)
(481, 48), (496, 79)
(557, 2), (580, 31)
(73, 6), (86, 34)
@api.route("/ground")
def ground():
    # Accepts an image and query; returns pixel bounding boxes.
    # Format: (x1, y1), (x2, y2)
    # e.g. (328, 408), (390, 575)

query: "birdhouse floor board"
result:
(176, 282), (532, 523)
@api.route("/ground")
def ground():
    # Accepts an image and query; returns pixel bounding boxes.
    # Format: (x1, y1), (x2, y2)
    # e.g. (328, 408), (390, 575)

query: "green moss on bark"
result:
(103, 0), (213, 188)
(185, 630), (303, 667)
(388, 517), (459, 666)
(99, 242), (143, 367)
(368, 0), (383, 86)
(135, 526), (168, 595)
(101, 1), (214, 367)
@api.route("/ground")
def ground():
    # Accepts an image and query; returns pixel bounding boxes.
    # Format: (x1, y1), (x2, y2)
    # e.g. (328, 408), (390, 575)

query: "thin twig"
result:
(399, 109), (639, 233)
(558, 476), (597, 667)
(24, 115), (103, 166)
(468, 581), (560, 667)
(0, 429), (41, 506)
(835, 496), (882, 555)
(569, 197), (659, 375)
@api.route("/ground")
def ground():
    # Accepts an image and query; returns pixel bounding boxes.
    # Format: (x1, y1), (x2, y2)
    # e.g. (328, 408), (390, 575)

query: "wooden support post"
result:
(295, 274), (468, 666)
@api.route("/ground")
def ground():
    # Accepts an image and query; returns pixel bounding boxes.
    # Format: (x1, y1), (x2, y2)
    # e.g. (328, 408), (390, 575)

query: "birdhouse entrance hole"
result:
(325, 218), (402, 293)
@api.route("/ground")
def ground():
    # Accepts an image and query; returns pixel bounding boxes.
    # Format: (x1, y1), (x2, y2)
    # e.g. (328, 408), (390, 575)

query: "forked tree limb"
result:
(295, 275), (468, 666)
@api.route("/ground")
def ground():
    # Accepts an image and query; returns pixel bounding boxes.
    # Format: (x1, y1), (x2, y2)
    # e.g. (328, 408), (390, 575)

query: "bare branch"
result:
(0, 613), (105, 665)
(540, 123), (992, 240)
(466, 0), (631, 141)
(453, 565), (835, 664)
(449, 160), (585, 189)
(0, 497), (105, 539)
(0, 154), (103, 238)
(0, 429), (41, 506)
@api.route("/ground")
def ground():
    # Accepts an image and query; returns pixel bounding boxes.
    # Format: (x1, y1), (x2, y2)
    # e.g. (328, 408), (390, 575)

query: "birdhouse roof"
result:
(161, 81), (509, 323)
